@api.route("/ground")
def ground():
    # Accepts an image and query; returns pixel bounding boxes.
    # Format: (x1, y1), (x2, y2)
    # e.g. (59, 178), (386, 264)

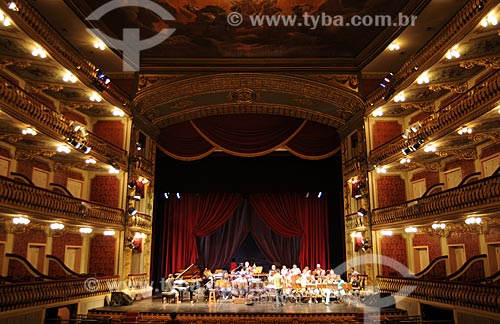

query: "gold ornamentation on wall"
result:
(15, 149), (56, 160)
(0, 134), (23, 144)
(435, 148), (477, 160)
(460, 56), (500, 69)
(229, 88), (258, 103)
(469, 132), (500, 143)
(401, 102), (436, 112)
(429, 82), (469, 94)
(26, 82), (63, 94)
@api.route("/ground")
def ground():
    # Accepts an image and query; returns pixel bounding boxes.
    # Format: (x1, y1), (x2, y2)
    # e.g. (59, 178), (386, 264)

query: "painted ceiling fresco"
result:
(76, 0), (410, 58)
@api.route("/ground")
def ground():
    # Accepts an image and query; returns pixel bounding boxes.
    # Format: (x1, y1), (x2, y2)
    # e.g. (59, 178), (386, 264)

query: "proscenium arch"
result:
(133, 73), (365, 128)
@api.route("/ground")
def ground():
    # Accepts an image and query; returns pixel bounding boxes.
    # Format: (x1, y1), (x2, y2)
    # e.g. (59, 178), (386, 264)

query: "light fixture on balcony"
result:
(480, 12), (498, 27)
(85, 158), (96, 164)
(57, 145), (71, 154)
(416, 71), (430, 84)
(93, 40), (106, 51)
(109, 166), (119, 174)
(375, 166), (387, 174)
(457, 126), (472, 135)
(393, 92), (406, 103)
(357, 208), (367, 217)
(372, 108), (383, 117)
(63, 70), (78, 83)
(8, 2), (19, 11)
(8, 216), (32, 234)
(405, 226), (418, 233)
(388, 43), (400, 51)
(49, 223), (66, 237)
(89, 91), (102, 102)
(112, 107), (125, 117)
(103, 230), (116, 236)
(445, 45), (460, 60)
(380, 230), (393, 236)
(79, 227), (93, 234)
(0, 10), (12, 27)
(31, 46), (47, 58)
(463, 217), (485, 234)
(21, 127), (37, 136)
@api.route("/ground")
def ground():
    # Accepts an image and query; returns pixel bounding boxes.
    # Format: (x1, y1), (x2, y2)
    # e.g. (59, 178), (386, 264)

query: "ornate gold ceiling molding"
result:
(15, 149), (56, 160)
(435, 148), (477, 160)
(369, 70), (500, 166)
(0, 134), (23, 144)
(0, 58), (31, 69)
(26, 82), (64, 94)
(469, 131), (500, 142)
(460, 56), (500, 69)
(429, 82), (469, 94)
(401, 102), (436, 112)
(367, 0), (497, 106)
(134, 73), (363, 127)
(137, 74), (190, 91)
(153, 103), (346, 129)
(302, 74), (359, 93)
(228, 88), (259, 104)
(62, 102), (94, 111)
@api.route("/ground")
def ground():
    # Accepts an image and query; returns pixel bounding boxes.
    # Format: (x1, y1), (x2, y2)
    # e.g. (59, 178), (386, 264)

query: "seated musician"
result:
(322, 270), (336, 305)
(350, 274), (361, 294)
(268, 264), (277, 280)
(163, 274), (180, 303)
(217, 272), (232, 300)
(281, 265), (289, 277)
(290, 264), (301, 276)
(313, 264), (324, 279)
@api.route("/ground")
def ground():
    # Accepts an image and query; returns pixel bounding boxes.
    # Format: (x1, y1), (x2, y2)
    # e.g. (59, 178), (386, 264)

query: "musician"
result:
(273, 271), (284, 306)
(281, 265), (288, 277)
(313, 263), (325, 279)
(241, 261), (251, 274)
(322, 270), (336, 305)
(164, 274), (180, 303)
(229, 259), (238, 272)
(290, 264), (301, 276)
(268, 264), (277, 278)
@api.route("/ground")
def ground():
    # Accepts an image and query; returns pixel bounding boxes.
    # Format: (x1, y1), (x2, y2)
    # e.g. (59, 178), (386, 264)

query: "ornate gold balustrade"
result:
(367, 0), (495, 105)
(127, 273), (150, 290)
(0, 74), (128, 167)
(129, 212), (152, 232)
(130, 156), (155, 179)
(0, 176), (124, 226)
(85, 132), (128, 167)
(0, 276), (119, 312)
(0, 1), (130, 108)
(372, 173), (500, 228)
(345, 212), (368, 231)
(370, 70), (500, 166)
(377, 276), (500, 314)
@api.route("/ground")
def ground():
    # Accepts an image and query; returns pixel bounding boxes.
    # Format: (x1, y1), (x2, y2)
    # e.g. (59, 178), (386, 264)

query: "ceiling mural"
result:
(73, 0), (410, 58)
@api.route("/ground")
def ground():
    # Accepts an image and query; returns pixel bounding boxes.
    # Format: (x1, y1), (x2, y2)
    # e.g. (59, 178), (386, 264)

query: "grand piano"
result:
(173, 263), (203, 301)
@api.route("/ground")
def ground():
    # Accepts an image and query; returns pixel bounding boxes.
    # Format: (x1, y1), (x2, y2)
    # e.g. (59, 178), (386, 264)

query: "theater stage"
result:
(88, 294), (407, 323)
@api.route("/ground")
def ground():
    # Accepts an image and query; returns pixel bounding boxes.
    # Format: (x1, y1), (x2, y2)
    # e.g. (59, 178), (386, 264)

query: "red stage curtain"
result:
(164, 193), (242, 276)
(249, 193), (329, 269)
(156, 115), (339, 160)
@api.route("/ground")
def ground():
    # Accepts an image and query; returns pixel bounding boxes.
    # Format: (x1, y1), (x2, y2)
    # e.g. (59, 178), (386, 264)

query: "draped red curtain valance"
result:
(157, 115), (340, 161)
(163, 192), (329, 276)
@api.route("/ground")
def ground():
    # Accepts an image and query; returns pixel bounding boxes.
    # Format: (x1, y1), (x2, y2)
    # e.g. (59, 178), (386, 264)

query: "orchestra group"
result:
(165, 261), (362, 306)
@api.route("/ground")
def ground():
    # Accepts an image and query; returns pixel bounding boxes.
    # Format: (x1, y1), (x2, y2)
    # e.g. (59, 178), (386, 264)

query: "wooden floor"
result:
(94, 296), (370, 314)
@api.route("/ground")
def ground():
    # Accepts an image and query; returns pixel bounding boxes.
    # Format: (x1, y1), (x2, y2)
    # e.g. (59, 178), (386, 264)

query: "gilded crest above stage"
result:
(70, 0), (411, 59)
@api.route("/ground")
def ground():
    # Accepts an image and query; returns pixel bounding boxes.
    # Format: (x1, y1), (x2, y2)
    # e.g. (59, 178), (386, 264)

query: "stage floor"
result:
(92, 295), (389, 315)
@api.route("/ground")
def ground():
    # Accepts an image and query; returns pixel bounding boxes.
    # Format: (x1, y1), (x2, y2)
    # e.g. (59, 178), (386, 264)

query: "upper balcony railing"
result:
(0, 276), (119, 312)
(369, 70), (500, 166)
(372, 173), (500, 227)
(377, 276), (500, 314)
(0, 176), (123, 226)
(0, 74), (129, 167)
(129, 212), (152, 233)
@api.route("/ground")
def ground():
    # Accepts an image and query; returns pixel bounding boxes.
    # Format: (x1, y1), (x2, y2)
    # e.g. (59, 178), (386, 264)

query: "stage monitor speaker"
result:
(111, 292), (134, 306)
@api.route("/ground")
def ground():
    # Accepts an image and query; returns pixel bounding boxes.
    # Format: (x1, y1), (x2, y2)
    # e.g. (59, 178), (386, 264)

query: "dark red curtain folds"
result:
(249, 193), (329, 269)
(164, 193), (242, 276)
(196, 199), (301, 270)
(157, 115), (340, 160)
(163, 192), (328, 276)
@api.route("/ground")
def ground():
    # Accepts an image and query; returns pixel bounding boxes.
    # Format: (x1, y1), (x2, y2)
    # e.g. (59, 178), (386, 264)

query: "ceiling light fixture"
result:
(112, 107), (125, 117)
(416, 71), (430, 84)
(424, 145), (437, 152)
(380, 230), (393, 236)
(21, 127), (37, 136)
(89, 91), (102, 102)
(0, 10), (12, 27)
(57, 145), (71, 154)
(400, 157), (411, 164)
(405, 226), (418, 233)
(109, 166), (119, 174)
(103, 230), (116, 236)
(63, 71), (77, 83)
(79, 227), (93, 234)
(388, 43), (400, 51)
(445, 45), (460, 60)
(8, 2), (19, 11)
(93, 40), (106, 50)
(375, 166), (387, 174)
(372, 108), (383, 117)
(480, 12), (498, 27)
(394, 92), (406, 102)
(85, 158), (96, 164)
(32, 46), (47, 58)
(457, 126), (472, 135)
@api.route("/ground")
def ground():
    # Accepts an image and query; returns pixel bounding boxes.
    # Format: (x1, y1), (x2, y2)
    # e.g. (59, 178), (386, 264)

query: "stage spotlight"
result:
(317, 192), (322, 198)
(67, 137), (81, 149)
(127, 180), (137, 189)
(164, 192), (169, 199)
(176, 193), (181, 199)
(402, 148), (411, 155)
(305, 192), (310, 198)
(80, 145), (91, 154)
(384, 87), (396, 101)
(127, 207), (138, 216)
(357, 208), (367, 217)
(128, 195), (141, 201)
